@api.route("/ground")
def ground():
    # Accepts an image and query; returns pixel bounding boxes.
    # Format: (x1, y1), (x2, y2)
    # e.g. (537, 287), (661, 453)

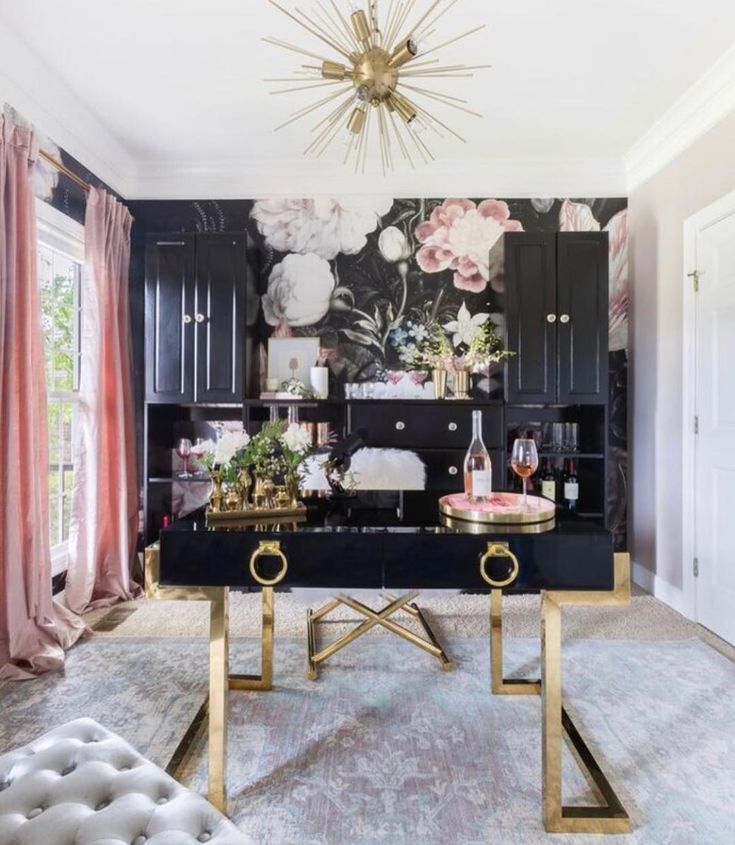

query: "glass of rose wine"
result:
(511, 437), (539, 509)
(176, 437), (193, 479)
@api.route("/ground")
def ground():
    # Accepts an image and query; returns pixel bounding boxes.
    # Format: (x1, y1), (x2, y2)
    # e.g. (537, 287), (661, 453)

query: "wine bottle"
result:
(563, 459), (579, 511)
(540, 458), (557, 502)
(464, 410), (492, 503)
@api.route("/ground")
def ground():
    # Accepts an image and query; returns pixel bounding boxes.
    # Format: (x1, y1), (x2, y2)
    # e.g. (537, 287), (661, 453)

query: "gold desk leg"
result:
(307, 592), (454, 679)
(229, 587), (275, 692)
(490, 589), (541, 695)
(208, 587), (229, 813)
(541, 553), (632, 834)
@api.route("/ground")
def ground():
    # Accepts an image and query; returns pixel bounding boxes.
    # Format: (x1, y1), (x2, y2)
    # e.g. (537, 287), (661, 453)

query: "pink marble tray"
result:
(439, 492), (556, 524)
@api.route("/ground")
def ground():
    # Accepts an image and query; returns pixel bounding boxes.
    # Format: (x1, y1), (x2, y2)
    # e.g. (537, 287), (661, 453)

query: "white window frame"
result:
(35, 199), (85, 576)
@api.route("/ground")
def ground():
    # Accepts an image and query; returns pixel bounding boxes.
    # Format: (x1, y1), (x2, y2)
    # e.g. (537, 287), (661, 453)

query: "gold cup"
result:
(454, 369), (469, 399)
(432, 368), (448, 400)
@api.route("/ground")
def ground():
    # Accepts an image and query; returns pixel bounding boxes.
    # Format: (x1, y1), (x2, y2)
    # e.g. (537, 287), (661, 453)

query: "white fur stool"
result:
(0, 718), (251, 845)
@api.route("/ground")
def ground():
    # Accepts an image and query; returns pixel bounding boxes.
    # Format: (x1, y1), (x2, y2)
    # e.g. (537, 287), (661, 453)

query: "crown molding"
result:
(127, 155), (627, 200)
(625, 44), (735, 192)
(0, 17), (136, 197)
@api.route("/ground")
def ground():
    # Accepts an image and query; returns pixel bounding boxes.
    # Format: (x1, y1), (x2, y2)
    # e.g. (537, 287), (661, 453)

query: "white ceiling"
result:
(1, 0), (735, 197)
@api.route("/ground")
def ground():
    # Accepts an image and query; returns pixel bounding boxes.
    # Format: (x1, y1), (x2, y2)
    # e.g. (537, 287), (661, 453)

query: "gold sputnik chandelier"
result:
(265, 0), (490, 172)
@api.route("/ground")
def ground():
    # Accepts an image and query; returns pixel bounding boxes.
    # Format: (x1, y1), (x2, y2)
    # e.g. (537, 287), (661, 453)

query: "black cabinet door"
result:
(557, 233), (609, 404)
(145, 235), (196, 403)
(505, 233), (557, 404)
(194, 234), (246, 403)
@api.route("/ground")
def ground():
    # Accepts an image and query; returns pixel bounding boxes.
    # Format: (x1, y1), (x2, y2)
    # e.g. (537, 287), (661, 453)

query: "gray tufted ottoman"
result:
(0, 719), (252, 845)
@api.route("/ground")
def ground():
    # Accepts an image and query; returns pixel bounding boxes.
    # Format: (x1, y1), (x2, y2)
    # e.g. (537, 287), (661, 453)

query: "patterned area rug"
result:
(2, 635), (735, 844)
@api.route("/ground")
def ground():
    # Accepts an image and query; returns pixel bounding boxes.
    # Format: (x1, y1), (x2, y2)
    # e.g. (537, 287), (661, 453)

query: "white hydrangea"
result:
(282, 423), (312, 454)
(192, 431), (250, 467)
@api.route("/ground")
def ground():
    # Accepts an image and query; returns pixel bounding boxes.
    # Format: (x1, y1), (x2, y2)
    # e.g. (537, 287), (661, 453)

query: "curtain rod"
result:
(39, 149), (90, 193)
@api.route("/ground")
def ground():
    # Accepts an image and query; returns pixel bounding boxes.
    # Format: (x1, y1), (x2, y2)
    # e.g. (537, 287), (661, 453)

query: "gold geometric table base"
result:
(307, 591), (454, 680)
(490, 553), (633, 834)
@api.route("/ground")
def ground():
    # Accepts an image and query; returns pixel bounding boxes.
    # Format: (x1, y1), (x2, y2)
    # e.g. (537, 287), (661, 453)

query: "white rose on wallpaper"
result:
(443, 301), (490, 348)
(605, 209), (629, 352)
(251, 197), (393, 261)
(558, 199), (601, 232)
(378, 226), (411, 263)
(262, 253), (336, 328)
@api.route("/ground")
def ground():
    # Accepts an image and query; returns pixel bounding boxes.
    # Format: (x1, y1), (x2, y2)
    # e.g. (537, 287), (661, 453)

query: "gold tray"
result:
(439, 492), (556, 525)
(206, 503), (307, 524)
(440, 513), (556, 534)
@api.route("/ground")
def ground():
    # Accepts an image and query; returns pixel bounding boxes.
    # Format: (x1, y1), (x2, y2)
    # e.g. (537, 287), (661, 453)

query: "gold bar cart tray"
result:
(206, 503), (307, 525)
(439, 492), (555, 525)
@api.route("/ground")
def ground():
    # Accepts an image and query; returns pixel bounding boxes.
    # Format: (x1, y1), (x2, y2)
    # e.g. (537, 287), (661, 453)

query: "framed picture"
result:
(268, 337), (320, 387)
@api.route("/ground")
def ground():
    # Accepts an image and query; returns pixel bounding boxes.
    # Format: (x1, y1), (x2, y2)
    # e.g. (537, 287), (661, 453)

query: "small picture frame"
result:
(268, 337), (320, 387)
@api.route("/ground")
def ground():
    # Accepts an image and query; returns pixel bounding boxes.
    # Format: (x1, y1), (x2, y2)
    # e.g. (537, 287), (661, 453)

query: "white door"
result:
(695, 208), (735, 645)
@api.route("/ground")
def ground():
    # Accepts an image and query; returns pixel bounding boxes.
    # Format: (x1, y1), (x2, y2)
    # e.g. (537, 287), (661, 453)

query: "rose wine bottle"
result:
(540, 458), (557, 502)
(464, 410), (492, 503)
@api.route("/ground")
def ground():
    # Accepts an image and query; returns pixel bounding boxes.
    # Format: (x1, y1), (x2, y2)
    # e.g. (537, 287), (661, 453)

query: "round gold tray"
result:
(438, 492), (556, 525)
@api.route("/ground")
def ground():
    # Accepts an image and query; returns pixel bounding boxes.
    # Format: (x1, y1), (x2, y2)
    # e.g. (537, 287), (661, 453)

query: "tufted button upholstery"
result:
(0, 718), (253, 845)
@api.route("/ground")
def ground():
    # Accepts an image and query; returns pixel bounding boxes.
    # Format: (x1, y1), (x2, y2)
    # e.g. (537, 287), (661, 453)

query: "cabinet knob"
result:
(448, 422), (458, 432)
(448, 466), (458, 476)
(546, 314), (557, 324)
(183, 314), (192, 324)
(195, 313), (206, 323)
(559, 314), (570, 324)
(395, 421), (406, 431)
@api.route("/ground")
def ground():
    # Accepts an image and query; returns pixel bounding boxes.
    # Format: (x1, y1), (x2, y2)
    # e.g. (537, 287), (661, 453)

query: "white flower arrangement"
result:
(282, 423), (312, 454)
(192, 429), (251, 468)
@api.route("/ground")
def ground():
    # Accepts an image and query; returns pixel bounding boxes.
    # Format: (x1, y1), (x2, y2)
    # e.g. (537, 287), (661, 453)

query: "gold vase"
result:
(209, 472), (223, 513)
(454, 368), (469, 400)
(432, 368), (448, 400)
(224, 484), (241, 512)
(238, 468), (252, 510)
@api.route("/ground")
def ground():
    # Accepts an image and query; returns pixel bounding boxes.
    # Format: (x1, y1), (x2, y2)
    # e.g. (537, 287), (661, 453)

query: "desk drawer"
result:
(418, 448), (505, 492)
(350, 403), (503, 449)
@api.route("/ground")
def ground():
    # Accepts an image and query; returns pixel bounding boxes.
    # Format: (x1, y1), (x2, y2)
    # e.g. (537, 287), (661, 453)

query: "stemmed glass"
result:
(511, 438), (539, 509)
(176, 438), (193, 479)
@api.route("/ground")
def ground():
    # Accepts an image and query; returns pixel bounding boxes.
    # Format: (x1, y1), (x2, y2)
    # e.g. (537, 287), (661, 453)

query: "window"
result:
(36, 200), (84, 575)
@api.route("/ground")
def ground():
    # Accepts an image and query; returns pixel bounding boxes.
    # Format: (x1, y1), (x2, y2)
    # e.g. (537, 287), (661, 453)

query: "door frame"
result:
(681, 187), (735, 622)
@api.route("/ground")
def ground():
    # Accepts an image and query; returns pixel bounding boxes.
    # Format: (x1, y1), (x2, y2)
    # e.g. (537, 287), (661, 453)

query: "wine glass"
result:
(511, 438), (539, 509)
(176, 437), (193, 479)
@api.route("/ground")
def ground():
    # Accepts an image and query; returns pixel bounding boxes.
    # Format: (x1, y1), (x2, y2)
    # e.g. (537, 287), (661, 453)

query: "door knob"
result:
(183, 314), (192, 324)
(395, 421), (405, 431)
(448, 466), (458, 476)
(559, 314), (570, 324)
(195, 313), (206, 323)
(546, 314), (557, 323)
(448, 422), (458, 432)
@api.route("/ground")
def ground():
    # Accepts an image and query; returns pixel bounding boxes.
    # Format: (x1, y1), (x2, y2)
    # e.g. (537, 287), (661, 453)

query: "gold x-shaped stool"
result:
(307, 591), (454, 679)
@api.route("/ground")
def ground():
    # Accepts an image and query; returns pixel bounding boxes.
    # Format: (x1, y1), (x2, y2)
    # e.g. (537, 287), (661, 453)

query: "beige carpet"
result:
(87, 587), (735, 660)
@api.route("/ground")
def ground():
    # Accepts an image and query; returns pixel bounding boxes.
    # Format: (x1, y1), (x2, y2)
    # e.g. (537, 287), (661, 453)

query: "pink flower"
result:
(558, 199), (601, 232)
(415, 198), (523, 294)
(606, 209), (628, 352)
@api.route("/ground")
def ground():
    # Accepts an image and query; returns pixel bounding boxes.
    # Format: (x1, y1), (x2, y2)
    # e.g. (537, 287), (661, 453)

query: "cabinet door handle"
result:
(448, 422), (458, 432)
(546, 314), (557, 323)
(183, 314), (192, 324)
(559, 314), (570, 324)
(195, 313), (206, 323)
(395, 421), (405, 431)
(448, 466), (458, 476)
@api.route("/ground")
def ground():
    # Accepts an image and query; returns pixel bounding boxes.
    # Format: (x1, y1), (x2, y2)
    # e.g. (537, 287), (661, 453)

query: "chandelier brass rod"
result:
(386, 106), (415, 167)
(268, 1), (353, 60)
(392, 0), (441, 52)
(378, 104), (392, 174)
(402, 63), (494, 73)
(387, 0), (417, 52)
(309, 98), (355, 157)
(327, 0), (362, 53)
(401, 83), (482, 116)
(416, 24), (486, 59)
(294, 6), (353, 57)
(413, 101), (467, 142)
(262, 36), (334, 64)
(274, 86), (352, 130)
(270, 80), (347, 94)
(406, 121), (432, 163)
(310, 93), (356, 134)
(383, 0), (404, 51)
(305, 96), (355, 155)
(414, 0), (461, 41)
(398, 58), (440, 69)
(399, 82), (469, 103)
(311, 5), (355, 54)
(381, 0), (397, 50)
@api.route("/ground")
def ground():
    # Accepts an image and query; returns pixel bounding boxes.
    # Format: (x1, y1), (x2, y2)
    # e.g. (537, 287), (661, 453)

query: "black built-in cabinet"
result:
(145, 233), (249, 404)
(505, 232), (609, 405)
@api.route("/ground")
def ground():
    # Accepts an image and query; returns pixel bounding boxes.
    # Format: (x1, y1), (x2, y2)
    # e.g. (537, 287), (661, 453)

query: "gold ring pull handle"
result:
(249, 540), (288, 586)
(479, 542), (520, 588)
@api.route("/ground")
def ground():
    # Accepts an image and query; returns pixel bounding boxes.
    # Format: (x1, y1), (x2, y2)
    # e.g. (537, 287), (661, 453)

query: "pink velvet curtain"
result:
(0, 109), (86, 681)
(64, 188), (141, 613)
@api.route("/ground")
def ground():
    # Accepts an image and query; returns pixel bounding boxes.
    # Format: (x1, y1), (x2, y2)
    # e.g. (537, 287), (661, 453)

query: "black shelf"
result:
(149, 476), (211, 484)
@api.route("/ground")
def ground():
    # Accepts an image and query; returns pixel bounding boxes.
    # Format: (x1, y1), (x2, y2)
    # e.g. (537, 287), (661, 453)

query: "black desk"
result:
(146, 493), (631, 834)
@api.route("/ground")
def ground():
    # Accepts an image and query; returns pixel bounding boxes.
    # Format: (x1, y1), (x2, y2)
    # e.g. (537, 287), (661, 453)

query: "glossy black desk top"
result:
(159, 493), (613, 593)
